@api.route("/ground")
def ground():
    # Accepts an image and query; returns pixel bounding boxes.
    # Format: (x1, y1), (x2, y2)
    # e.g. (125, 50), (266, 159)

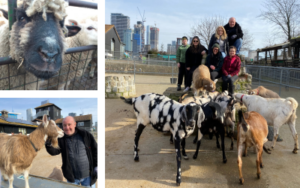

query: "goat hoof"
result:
(170, 141), (173, 144)
(217, 145), (220, 149)
(183, 155), (189, 160)
(176, 183), (180, 186)
(193, 154), (197, 159)
(239, 178), (244, 185)
(223, 158), (227, 163)
(193, 140), (197, 144)
(134, 156), (139, 162)
(257, 173), (261, 179)
(293, 149), (298, 154)
(260, 164), (264, 168)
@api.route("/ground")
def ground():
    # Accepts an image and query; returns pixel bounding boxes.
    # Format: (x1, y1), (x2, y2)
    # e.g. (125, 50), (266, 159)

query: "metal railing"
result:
(33, 110), (49, 120)
(246, 65), (300, 95)
(0, 0), (98, 90)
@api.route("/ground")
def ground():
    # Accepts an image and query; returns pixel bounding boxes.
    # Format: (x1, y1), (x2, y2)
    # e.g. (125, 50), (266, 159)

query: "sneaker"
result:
(177, 85), (181, 91)
(183, 87), (190, 92)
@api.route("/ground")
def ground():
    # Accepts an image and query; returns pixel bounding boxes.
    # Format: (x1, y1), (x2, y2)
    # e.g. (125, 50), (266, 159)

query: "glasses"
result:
(193, 40), (199, 42)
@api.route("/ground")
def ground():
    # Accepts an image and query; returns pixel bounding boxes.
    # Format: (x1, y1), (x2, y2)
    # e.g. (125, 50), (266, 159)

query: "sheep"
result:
(0, 114), (64, 188)
(192, 65), (218, 96)
(234, 93), (298, 153)
(248, 86), (280, 98)
(121, 93), (212, 186)
(237, 110), (270, 185)
(0, 0), (81, 90)
(0, 10), (7, 27)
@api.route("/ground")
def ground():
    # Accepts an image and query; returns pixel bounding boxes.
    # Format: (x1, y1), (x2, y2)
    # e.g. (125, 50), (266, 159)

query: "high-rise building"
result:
(167, 44), (172, 54)
(69, 113), (77, 117)
(132, 33), (141, 55)
(111, 13), (130, 43)
(146, 25), (153, 45)
(150, 27), (159, 50)
(172, 41), (176, 46)
(134, 21), (145, 52)
(123, 29), (133, 51)
(26, 109), (32, 122)
(176, 38), (182, 51)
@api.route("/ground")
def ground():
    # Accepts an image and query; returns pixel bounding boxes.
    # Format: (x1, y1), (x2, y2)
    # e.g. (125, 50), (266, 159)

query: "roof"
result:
(105, 24), (121, 42)
(34, 103), (62, 110)
(257, 42), (290, 52)
(55, 114), (92, 124)
(0, 118), (38, 128)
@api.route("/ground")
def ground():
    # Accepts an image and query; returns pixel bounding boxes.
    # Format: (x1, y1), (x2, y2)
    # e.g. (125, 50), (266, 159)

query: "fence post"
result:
(279, 69), (283, 96)
(8, 0), (17, 30)
(258, 67), (261, 86)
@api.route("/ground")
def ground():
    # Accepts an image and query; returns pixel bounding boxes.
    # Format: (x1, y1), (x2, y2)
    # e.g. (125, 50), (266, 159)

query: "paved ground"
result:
(105, 74), (300, 188)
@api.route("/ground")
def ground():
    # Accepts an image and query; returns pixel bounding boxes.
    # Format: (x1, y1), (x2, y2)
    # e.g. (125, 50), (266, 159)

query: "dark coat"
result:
(185, 45), (208, 68)
(45, 127), (98, 186)
(224, 22), (243, 45)
(205, 52), (224, 72)
(208, 34), (229, 55)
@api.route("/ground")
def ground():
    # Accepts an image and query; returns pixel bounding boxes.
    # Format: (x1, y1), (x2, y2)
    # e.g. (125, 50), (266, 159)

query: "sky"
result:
(0, 98), (98, 125)
(105, 0), (286, 53)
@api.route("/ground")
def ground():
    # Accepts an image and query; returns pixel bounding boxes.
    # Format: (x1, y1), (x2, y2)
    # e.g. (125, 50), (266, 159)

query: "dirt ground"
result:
(105, 74), (300, 188)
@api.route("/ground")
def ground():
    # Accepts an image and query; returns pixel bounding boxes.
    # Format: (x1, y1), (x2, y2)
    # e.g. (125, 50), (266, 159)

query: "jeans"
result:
(68, 176), (96, 188)
(233, 38), (243, 54)
(177, 62), (187, 87)
(210, 71), (222, 81)
(222, 75), (238, 94)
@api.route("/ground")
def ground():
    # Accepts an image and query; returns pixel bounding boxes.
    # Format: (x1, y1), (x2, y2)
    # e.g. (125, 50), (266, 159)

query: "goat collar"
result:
(257, 89), (259, 95)
(241, 94), (245, 103)
(29, 139), (38, 152)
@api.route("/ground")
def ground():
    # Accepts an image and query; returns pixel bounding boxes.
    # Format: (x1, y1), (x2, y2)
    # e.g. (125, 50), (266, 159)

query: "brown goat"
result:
(0, 115), (64, 188)
(237, 110), (270, 185)
(248, 86), (280, 98)
(192, 65), (218, 96)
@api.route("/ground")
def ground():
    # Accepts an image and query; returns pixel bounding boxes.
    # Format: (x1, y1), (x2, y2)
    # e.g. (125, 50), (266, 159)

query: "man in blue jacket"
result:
(46, 116), (97, 188)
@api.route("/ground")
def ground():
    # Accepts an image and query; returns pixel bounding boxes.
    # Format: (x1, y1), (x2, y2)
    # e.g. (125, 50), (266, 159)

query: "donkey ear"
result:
(42, 115), (48, 127)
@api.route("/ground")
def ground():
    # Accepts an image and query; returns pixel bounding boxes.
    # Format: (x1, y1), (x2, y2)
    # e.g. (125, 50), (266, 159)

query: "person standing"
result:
(205, 43), (224, 80)
(46, 116), (97, 188)
(176, 36), (190, 91)
(224, 17), (243, 54)
(208, 26), (229, 58)
(222, 46), (241, 94)
(185, 36), (208, 92)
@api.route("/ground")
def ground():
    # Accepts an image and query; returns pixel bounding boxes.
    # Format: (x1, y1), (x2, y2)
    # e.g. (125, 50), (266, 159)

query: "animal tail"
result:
(179, 93), (189, 103)
(238, 110), (248, 132)
(285, 97), (298, 122)
(120, 96), (134, 105)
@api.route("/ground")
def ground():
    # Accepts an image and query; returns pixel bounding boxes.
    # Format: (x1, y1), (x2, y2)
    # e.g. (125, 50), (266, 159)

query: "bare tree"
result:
(191, 15), (254, 51)
(259, 0), (300, 41)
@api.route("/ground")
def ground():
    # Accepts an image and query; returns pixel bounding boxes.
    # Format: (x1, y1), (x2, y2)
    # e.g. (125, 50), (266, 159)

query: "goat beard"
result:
(48, 137), (60, 149)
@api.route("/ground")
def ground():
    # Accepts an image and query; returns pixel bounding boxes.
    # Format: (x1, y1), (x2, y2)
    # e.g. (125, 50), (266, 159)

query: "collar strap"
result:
(29, 139), (38, 152)
(257, 90), (259, 95)
(241, 94), (245, 103)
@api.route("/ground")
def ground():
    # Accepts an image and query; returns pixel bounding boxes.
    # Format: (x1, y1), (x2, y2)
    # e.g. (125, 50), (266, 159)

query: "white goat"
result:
(234, 93), (298, 153)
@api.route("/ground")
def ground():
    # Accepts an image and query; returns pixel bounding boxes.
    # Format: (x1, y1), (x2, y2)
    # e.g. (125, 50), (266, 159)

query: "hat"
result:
(212, 43), (220, 49)
(182, 36), (188, 40)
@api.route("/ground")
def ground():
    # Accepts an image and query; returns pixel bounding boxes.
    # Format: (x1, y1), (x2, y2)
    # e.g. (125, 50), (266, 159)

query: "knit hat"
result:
(212, 43), (220, 49)
(182, 36), (188, 40)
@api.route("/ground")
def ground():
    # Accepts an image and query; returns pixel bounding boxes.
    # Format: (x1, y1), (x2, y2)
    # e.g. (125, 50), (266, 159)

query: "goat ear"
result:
(66, 25), (81, 37)
(0, 9), (8, 20)
(181, 106), (187, 122)
(42, 115), (48, 127)
(197, 107), (205, 127)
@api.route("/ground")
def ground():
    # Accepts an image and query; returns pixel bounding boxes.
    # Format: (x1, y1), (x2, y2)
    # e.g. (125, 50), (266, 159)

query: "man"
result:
(46, 116), (97, 188)
(224, 17), (243, 54)
(176, 36), (190, 91)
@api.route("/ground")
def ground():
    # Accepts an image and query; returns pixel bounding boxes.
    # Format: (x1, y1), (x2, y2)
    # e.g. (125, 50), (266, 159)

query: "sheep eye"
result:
(87, 26), (94, 30)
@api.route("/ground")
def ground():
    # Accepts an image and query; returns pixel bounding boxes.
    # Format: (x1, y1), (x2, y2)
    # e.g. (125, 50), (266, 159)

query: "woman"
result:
(184, 36), (208, 92)
(222, 46), (241, 95)
(208, 26), (229, 58)
(205, 43), (224, 80)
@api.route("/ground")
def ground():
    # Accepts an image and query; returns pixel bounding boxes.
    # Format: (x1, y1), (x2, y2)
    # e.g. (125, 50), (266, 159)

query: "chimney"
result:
(1, 110), (9, 119)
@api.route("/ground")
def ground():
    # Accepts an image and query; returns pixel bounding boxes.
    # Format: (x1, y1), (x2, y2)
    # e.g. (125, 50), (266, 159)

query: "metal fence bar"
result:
(68, 0), (97, 9)
(8, 0), (17, 30)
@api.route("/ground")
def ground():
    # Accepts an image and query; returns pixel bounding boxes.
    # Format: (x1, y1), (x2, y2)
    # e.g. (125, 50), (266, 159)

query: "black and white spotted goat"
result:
(121, 93), (221, 186)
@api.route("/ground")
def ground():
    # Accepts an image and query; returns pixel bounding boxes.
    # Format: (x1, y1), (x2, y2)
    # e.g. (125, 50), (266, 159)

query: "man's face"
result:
(229, 18), (236, 27)
(182, 39), (187, 45)
(63, 117), (76, 136)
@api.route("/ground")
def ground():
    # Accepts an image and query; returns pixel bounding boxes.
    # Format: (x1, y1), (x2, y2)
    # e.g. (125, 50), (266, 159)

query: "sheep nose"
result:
(39, 48), (58, 63)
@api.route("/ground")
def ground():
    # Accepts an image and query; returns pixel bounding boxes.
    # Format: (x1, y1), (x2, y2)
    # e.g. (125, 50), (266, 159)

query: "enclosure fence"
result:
(0, 0), (98, 90)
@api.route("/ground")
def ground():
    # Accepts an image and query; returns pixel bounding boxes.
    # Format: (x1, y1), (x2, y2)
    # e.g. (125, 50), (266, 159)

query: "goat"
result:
(121, 93), (211, 186)
(234, 93), (298, 153)
(192, 65), (218, 96)
(237, 110), (270, 184)
(248, 86), (280, 98)
(0, 115), (64, 188)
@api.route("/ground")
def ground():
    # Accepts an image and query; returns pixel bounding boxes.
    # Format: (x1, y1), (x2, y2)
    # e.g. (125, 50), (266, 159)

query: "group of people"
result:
(176, 17), (242, 95)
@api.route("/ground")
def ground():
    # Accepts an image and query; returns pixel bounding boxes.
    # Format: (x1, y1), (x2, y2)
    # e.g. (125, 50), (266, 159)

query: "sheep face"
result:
(41, 115), (64, 148)
(181, 102), (200, 131)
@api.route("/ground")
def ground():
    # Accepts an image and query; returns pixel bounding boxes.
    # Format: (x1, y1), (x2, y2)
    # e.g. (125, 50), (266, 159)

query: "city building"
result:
(110, 13), (130, 43)
(146, 25), (153, 45)
(167, 44), (172, 54)
(176, 38), (182, 51)
(69, 112), (77, 117)
(0, 111), (21, 119)
(105, 25), (122, 58)
(132, 33), (141, 55)
(34, 102), (62, 121)
(56, 114), (93, 132)
(26, 108), (32, 122)
(172, 41), (176, 46)
(150, 27), (159, 50)
(144, 44), (150, 52)
(133, 21), (145, 53)
(123, 28), (133, 51)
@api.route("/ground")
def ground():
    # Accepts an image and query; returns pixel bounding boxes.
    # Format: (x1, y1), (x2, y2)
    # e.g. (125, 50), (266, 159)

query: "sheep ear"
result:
(66, 25), (81, 37)
(214, 79), (218, 84)
(0, 9), (8, 20)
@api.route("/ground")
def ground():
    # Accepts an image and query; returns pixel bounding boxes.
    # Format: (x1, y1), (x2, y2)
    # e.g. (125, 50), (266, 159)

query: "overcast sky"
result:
(105, 0), (286, 53)
(0, 98), (98, 125)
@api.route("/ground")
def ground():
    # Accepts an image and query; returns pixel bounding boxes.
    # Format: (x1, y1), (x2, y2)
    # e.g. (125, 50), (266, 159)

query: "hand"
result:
(231, 35), (237, 39)
(177, 63), (180, 68)
(187, 67), (190, 71)
(210, 65), (215, 70)
(201, 50), (206, 55)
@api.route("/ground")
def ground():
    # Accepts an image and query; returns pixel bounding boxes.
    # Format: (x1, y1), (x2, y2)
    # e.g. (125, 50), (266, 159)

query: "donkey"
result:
(0, 114), (64, 188)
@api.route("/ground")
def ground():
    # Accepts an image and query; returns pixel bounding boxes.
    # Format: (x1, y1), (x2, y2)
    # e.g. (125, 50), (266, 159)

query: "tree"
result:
(258, 0), (300, 41)
(191, 16), (254, 51)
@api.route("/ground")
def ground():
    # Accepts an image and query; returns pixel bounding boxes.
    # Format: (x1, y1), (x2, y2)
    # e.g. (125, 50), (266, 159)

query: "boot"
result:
(177, 85), (181, 91)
